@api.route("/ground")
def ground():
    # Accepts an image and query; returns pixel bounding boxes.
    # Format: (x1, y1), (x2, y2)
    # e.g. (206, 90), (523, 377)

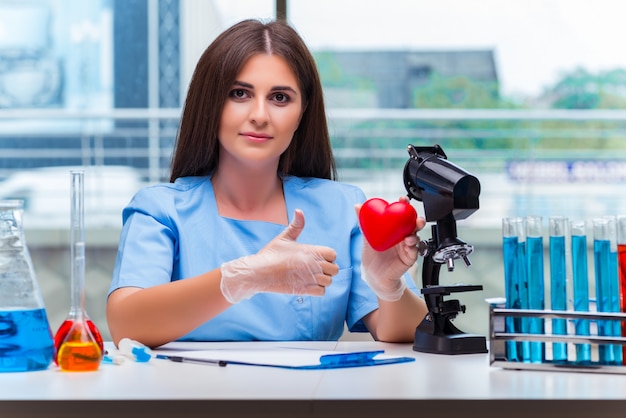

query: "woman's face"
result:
(218, 53), (303, 171)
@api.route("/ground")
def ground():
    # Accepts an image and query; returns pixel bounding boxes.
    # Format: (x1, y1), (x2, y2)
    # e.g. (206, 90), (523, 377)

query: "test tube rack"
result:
(489, 306), (626, 374)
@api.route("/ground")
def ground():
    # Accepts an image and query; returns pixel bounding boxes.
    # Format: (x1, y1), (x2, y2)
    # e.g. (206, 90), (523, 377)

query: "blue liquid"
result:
(526, 236), (545, 363)
(594, 239), (616, 365)
(517, 240), (531, 362)
(549, 235), (568, 362)
(503, 236), (521, 361)
(571, 234), (591, 364)
(0, 308), (54, 372)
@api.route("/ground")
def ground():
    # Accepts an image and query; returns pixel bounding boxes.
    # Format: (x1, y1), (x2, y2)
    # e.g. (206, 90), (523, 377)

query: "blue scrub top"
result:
(108, 175), (419, 341)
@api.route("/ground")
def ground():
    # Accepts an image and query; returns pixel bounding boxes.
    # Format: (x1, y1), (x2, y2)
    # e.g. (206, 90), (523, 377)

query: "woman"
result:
(106, 19), (428, 348)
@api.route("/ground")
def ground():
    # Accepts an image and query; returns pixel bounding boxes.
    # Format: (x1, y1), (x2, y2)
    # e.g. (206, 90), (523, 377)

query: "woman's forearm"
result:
(366, 290), (428, 343)
(106, 269), (231, 348)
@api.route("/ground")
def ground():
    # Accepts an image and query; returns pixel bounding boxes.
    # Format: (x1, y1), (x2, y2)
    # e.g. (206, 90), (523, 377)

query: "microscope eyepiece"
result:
(403, 144), (480, 222)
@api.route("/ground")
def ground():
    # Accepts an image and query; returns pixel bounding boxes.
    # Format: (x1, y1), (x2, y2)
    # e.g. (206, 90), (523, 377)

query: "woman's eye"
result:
(273, 93), (290, 103)
(229, 89), (248, 99)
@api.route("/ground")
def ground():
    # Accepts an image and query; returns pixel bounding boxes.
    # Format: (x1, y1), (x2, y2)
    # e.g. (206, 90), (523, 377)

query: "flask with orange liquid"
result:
(54, 170), (103, 371)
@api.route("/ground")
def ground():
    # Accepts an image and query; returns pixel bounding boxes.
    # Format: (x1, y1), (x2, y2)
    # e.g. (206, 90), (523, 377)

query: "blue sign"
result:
(507, 160), (626, 183)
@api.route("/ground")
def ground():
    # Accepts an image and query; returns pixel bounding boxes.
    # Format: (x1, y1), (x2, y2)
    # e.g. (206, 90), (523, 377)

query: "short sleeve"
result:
(108, 190), (178, 297)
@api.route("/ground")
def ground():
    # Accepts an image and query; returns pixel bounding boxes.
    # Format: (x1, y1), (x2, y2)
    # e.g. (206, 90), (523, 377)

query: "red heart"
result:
(359, 198), (418, 252)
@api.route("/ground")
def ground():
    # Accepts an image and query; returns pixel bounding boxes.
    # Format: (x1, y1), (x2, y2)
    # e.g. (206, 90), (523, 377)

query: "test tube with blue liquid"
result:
(603, 216), (622, 364)
(570, 220), (591, 364)
(526, 215), (545, 363)
(516, 218), (531, 362)
(502, 217), (524, 362)
(549, 216), (568, 363)
(593, 217), (619, 365)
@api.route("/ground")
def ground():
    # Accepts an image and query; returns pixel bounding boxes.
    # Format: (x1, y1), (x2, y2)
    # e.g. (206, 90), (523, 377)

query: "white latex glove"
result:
(356, 197), (426, 301)
(220, 209), (338, 304)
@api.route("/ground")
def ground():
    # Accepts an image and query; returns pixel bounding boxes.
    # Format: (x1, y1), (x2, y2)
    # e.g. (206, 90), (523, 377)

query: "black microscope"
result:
(403, 144), (487, 355)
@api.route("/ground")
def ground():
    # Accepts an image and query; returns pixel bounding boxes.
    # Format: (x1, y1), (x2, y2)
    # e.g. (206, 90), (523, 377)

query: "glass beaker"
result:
(54, 170), (103, 372)
(0, 200), (55, 372)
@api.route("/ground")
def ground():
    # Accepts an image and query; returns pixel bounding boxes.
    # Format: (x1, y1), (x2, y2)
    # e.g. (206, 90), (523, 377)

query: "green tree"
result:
(547, 67), (626, 109)
(411, 72), (514, 109)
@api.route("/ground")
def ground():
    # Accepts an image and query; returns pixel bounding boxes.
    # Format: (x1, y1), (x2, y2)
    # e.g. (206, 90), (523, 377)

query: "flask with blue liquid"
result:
(0, 200), (55, 372)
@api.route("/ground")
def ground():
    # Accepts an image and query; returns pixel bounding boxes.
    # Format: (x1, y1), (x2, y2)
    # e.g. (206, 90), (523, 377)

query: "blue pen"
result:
(319, 350), (384, 365)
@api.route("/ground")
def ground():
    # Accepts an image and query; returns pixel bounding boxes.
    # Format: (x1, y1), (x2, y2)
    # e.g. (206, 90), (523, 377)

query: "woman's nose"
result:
(249, 98), (269, 125)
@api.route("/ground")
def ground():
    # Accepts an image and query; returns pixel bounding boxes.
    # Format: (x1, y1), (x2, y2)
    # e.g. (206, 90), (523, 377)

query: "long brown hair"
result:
(169, 19), (337, 182)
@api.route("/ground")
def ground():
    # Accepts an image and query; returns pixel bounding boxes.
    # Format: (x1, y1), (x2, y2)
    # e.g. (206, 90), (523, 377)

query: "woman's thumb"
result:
(281, 209), (305, 241)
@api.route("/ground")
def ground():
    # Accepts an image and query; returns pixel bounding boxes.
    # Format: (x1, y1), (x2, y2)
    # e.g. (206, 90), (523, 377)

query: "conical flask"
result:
(0, 200), (55, 372)
(54, 170), (103, 371)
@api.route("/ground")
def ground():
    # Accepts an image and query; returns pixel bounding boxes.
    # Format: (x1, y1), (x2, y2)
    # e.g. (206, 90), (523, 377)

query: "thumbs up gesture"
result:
(220, 209), (339, 304)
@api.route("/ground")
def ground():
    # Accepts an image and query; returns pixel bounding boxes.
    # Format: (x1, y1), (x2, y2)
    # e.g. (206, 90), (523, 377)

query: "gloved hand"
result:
(220, 209), (338, 304)
(356, 197), (426, 301)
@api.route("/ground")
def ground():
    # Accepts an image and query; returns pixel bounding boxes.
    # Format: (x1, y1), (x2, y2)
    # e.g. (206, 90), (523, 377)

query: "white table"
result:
(1, 340), (625, 417)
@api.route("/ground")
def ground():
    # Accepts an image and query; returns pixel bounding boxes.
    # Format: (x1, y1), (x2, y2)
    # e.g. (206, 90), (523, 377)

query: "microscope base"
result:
(413, 330), (487, 355)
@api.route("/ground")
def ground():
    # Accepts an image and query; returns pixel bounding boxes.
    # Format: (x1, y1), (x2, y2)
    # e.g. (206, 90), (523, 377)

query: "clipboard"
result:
(156, 348), (415, 370)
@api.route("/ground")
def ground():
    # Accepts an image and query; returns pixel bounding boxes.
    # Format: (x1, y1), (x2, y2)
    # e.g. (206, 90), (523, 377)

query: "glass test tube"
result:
(549, 216), (568, 363)
(617, 215), (626, 364)
(502, 217), (523, 362)
(570, 220), (591, 364)
(526, 215), (545, 363)
(516, 217), (531, 362)
(593, 217), (618, 365)
(603, 216), (622, 364)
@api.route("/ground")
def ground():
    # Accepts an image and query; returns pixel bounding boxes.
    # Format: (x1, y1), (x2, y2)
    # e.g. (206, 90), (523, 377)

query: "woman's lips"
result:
(240, 132), (273, 142)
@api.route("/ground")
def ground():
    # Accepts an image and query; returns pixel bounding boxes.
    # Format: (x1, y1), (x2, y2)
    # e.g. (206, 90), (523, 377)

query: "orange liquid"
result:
(54, 318), (103, 365)
(56, 321), (103, 372)
(57, 341), (102, 372)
